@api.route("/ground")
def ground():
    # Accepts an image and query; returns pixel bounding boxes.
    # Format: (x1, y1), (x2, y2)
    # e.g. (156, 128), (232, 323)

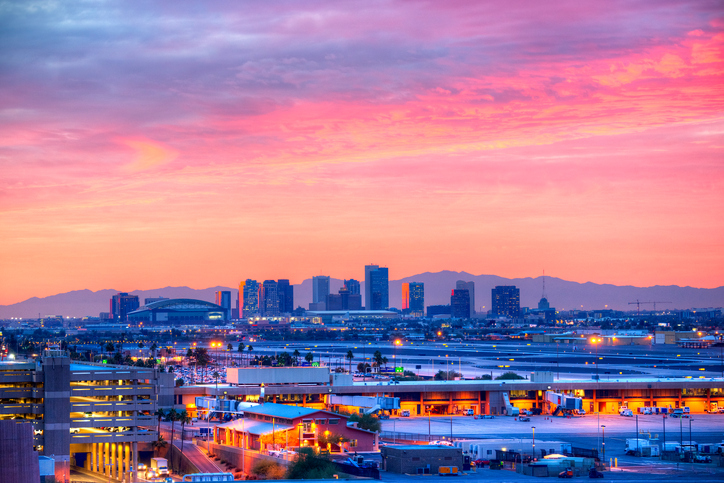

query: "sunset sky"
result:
(1, 0), (723, 305)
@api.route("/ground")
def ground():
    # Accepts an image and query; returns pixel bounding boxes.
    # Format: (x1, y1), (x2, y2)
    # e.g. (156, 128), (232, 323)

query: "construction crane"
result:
(628, 300), (672, 315)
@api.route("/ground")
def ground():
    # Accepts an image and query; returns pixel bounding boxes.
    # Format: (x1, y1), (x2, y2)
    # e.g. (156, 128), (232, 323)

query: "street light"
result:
(531, 426), (536, 460)
(601, 425), (606, 464)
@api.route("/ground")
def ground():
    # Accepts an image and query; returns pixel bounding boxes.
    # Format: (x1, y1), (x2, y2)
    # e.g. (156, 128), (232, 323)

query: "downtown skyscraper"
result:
(365, 264), (389, 310)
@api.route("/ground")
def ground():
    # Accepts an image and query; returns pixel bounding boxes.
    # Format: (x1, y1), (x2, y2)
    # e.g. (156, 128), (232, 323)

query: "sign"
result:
(395, 367), (404, 373)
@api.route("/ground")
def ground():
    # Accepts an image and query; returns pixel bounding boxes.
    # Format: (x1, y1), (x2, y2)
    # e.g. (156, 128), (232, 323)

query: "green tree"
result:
(286, 448), (336, 479)
(434, 370), (460, 381)
(305, 352), (314, 364)
(138, 341), (144, 350)
(495, 371), (524, 380)
(293, 349), (301, 365)
(348, 413), (381, 432)
(247, 345), (254, 366)
(105, 342), (115, 353)
(346, 350), (354, 373)
(150, 342), (158, 357)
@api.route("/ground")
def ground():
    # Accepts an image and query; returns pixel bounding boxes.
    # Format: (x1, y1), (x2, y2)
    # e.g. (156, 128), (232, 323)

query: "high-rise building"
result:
(312, 276), (330, 305)
(260, 280), (280, 316)
(237, 280), (245, 318)
(327, 287), (362, 311)
(492, 285), (520, 318)
(277, 279), (294, 314)
(409, 282), (424, 317)
(110, 293), (139, 322)
(365, 265), (389, 310)
(401, 283), (410, 311)
(344, 279), (361, 295)
(242, 279), (259, 317)
(215, 290), (232, 320)
(451, 289), (471, 318)
(456, 280), (475, 315)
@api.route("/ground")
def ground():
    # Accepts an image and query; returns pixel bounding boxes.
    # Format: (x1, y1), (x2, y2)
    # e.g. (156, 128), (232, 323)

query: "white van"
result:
(400, 410), (410, 417)
(465, 409), (474, 416)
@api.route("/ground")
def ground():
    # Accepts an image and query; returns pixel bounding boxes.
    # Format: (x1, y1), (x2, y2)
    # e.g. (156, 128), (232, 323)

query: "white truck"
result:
(149, 457), (169, 478)
(625, 439), (660, 456)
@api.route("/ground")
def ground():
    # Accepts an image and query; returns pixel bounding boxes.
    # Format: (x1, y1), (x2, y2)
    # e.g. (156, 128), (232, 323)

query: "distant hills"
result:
(1, 271), (722, 318)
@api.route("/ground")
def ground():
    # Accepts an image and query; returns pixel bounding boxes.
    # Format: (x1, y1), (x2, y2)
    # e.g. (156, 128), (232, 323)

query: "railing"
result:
(70, 429), (156, 443)
(379, 431), (443, 442)
(70, 385), (155, 397)
(0, 403), (44, 415)
(70, 415), (154, 428)
(71, 400), (155, 412)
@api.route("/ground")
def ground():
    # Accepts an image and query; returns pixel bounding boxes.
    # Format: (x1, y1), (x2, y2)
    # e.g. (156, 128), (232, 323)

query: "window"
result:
(444, 457), (453, 461)
(316, 419), (326, 425)
(487, 450), (492, 455)
(328, 419), (339, 425)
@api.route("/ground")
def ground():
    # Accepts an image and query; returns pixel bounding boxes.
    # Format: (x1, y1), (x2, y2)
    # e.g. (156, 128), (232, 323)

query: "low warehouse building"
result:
(381, 445), (463, 474)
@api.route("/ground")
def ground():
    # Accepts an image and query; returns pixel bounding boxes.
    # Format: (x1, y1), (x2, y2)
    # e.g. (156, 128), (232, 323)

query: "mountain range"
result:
(1, 271), (722, 319)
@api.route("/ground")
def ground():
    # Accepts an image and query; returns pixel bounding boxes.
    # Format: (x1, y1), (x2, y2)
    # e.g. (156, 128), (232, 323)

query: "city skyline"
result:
(1, 1), (723, 305)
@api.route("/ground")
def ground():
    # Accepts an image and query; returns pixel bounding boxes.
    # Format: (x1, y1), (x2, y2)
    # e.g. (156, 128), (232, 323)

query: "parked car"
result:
(480, 415), (495, 419)
(693, 455), (712, 463)
(518, 416), (531, 422)
(473, 459), (490, 467)
(378, 414), (390, 420)
(589, 467), (604, 478)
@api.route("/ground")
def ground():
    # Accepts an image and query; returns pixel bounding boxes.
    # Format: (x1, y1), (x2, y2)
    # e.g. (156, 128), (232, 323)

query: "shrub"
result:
(495, 371), (524, 380)
(252, 459), (286, 479)
(286, 448), (336, 479)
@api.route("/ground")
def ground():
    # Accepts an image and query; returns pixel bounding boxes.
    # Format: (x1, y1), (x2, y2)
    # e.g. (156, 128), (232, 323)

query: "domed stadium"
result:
(127, 298), (226, 324)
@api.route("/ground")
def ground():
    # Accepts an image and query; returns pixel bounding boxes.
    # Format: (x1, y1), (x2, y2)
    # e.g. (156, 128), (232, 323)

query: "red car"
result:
(473, 459), (490, 467)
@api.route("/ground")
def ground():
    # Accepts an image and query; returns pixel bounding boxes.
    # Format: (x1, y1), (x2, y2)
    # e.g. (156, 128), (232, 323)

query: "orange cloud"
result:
(120, 138), (178, 172)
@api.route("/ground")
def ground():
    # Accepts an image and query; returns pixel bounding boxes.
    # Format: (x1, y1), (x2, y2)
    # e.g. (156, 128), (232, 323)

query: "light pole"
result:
(662, 415), (666, 456)
(601, 425), (605, 464)
(531, 426), (536, 460)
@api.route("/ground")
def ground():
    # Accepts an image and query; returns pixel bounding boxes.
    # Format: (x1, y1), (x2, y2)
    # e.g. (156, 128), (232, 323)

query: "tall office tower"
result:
(492, 285), (520, 318)
(364, 265), (378, 310)
(277, 279), (294, 313)
(312, 276), (330, 304)
(110, 293), (139, 322)
(344, 279), (361, 295)
(242, 279), (259, 317)
(237, 281), (244, 318)
(260, 280), (280, 316)
(401, 283), (410, 311)
(451, 289), (471, 318)
(215, 290), (232, 320)
(365, 265), (389, 310)
(456, 280), (476, 315)
(409, 282), (425, 317)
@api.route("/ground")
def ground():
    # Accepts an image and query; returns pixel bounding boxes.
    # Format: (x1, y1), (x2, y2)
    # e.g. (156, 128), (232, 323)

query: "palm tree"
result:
(226, 343), (232, 365)
(178, 410), (191, 455)
(293, 349), (301, 366)
(346, 350), (354, 374)
(237, 343), (245, 366)
(373, 350), (384, 373)
(212, 371), (221, 393)
(166, 408), (178, 449)
(305, 352), (314, 365)
(154, 408), (166, 439)
(150, 342), (158, 358)
(152, 434), (168, 456)
(247, 345), (253, 366)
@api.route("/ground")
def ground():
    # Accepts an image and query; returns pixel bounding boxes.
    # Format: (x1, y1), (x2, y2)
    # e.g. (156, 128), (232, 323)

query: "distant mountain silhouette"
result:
(0, 273), (721, 318)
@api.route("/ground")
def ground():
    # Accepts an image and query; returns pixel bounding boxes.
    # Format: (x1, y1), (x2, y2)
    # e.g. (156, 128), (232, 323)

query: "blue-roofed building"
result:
(127, 298), (226, 324)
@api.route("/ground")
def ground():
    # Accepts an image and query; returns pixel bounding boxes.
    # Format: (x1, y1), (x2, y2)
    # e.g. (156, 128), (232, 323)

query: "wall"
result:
(0, 421), (41, 483)
(227, 367), (330, 385)
(382, 446), (462, 474)
(208, 442), (290, 476)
